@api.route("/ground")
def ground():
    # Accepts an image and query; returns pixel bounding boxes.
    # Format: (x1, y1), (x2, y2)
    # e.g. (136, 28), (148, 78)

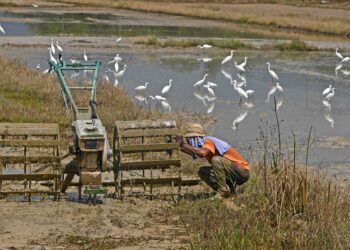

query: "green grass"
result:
(135, 36), (254, 49)
(275, 39), (318, 51)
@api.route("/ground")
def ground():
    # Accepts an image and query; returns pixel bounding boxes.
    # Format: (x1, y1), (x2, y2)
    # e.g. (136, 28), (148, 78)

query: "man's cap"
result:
(184, 123), (206, 137)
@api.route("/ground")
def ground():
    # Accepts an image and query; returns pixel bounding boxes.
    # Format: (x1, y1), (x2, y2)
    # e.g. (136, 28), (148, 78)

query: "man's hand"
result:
(175, 135), (184, 147)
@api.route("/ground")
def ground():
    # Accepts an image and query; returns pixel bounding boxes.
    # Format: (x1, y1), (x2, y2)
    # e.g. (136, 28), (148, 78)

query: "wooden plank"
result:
(119, 159), (181, 170)
(0, 156), (61, 164)
(0, 127), (58, 136)
(0, 123), (58, 129)
(0, 191), (60, 195)
(121, 177), (181, 186)
(119, 143), (179, 153)
(0, 174), (61, 181)
(115, 120), (176, 130)
(119, 128), (180, 138)
(0, 140), (61, 147)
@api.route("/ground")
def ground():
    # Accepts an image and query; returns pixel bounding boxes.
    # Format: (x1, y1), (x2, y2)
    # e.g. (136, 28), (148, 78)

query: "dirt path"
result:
(0, 198), (188, 249)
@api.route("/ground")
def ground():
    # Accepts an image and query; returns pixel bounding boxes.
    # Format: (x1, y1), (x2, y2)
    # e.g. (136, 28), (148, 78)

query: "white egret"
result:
(335, 63), (343, 76)
(83, 49), (88, 62)
(50, 38), (55, 55)
(233, 80), (248, 99)
(221, 50), (235, 65)
(161, 79), (173, 96)
(42, 68), (50, 74)
(335, 48), (343, 60)
(197, 57), (212, 62)
(36, 63), (40, 69)
(232, 111), (248, 130)
(104, 71), (110, 82)
(116, 37), (122, 43)
(240, 57), (248, 68)
(113, 60), (119, 73)
(135, 82), (149, 91)
(116, 64), (127, 79)
(32, 4), (39, 8)
(197, 44), (212, 49)
(236, 80), (246, 88)
(322, 99), (331, 110)
(246, 90), (255, 98)
(114, 78), (119, 86)
(341, 57), (350, 63)
(266, 62), (279, 82)
(234, 61), (245, 73)
(135, 94), (148, 104)
(48, 47), (57, 64)
(266, 87), (277, 102)
(108, 54), (122, 64)
(0, 24), (5, 34)
(207, 81), (217, 88)
(194, 73), (208, 87)
(322, 84), (332, 96)
(276, 98), (283, 110)
(56, 41), (63, 52)
(149, 95), (166, 101)
(341, 69), (350, 76)
(203, 84), (215, 97)
(70, 59), (80, 64)
(325, 87), (335, 100)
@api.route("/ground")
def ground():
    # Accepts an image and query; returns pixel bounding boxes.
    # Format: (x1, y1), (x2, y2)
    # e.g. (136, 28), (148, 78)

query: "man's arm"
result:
(175, 135), (211, 158)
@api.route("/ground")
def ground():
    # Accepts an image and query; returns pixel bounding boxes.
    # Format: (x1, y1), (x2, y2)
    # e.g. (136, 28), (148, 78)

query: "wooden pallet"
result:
(113, 120), (182, 199)
(0, 123), (61, 201)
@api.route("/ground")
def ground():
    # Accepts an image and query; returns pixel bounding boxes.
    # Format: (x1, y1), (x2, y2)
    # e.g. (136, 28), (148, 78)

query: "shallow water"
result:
(0, 10), (286, 39)
(1, 46), (349, 172)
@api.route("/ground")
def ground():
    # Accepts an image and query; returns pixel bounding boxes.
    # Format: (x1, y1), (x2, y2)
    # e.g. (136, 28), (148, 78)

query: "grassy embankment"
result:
(32, 0), (350, 40)
(168, 110), (350, 249)
(1, 57), (349, 249)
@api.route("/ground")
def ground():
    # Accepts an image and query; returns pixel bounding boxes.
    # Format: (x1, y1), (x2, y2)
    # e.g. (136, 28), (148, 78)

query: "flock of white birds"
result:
(31, 39), (350, 129)
(1, 14), (349, 130)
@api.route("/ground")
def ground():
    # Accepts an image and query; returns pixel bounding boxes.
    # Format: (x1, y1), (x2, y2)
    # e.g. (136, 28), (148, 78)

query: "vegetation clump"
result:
(275, 39), (317, 51)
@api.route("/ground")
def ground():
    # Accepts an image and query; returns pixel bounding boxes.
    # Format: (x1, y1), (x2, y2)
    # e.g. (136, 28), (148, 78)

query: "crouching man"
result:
(176, 123), (250, 198)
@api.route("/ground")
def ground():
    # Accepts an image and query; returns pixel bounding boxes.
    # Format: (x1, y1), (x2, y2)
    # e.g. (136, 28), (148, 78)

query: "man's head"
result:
(184, 123), (206, 138)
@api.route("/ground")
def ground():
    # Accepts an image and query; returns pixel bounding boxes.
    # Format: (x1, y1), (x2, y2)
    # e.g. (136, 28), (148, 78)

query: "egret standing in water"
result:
(135, 82), (149, 91)
(322, 84), (332, 96)
(335, 48), (343, 60)
(83, 49), (88, 62)
(0, 24), (5, 34)
(234, 61), (246, 73)
(197, 44), (212, 49)
(194, 74), (208, 87)
(203, 84), (215, 97)
(221, 50), (235, 65)
(161, 79), (173, 96)
(266, 62), (279, 82)
(56, 41), (63, 52)
(50, 38), (55, 55)
(325, 87), (335, 100)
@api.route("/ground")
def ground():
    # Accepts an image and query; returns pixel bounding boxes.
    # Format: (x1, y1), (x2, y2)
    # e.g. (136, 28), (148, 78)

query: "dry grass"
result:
(35, 1), (350, 39)
(0, 57), (164, 135)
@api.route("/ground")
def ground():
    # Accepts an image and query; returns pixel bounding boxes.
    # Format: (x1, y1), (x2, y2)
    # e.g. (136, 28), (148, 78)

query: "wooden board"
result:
(0, 140), (62, 147)
(119, 143), (179, 153)
(0, 156), (61, 164)
(119, 128), (180, 138)
(0, 174), (61, 181)
(0, 123), (59, 136)
(119, 159), (181, 169)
